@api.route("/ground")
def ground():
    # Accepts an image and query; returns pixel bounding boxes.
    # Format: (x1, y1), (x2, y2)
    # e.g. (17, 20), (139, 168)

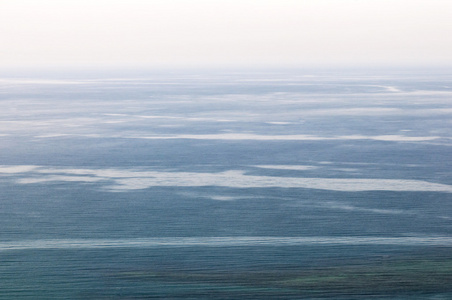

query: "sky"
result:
(1, 0), (452, 69)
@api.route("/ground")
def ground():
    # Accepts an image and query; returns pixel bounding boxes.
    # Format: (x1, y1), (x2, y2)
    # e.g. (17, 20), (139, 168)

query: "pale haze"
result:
(1, 0), (452, 68)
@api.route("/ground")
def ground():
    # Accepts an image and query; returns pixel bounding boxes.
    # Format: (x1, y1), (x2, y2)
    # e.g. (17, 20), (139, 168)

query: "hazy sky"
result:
(1, 0), (452, 68)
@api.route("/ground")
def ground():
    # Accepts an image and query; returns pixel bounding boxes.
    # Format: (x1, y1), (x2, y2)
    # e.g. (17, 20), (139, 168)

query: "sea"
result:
(0, 68), (451, 299)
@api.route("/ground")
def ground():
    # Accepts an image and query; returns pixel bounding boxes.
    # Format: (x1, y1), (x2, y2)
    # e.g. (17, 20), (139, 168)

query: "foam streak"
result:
(1, 236), (451, 251)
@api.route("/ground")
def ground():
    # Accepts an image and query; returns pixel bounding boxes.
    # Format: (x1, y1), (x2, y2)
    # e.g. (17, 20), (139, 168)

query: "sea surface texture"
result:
(1, 69), (452, 299)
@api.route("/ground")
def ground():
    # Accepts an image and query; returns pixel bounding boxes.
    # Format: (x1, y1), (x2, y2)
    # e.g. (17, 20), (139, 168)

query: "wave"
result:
(2, 236), (451, 251)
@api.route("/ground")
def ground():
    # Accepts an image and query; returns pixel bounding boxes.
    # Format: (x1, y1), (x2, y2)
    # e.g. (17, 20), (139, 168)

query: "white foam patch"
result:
(396, 90), (452, 96)
(35, 134), (102, 139)
(378, 85), (401, 92)
(103, 113), (128, 117)
(102, 120), (127, 124)
(369, 135), (440, 142)
(15, 168), (452, 193)
(322, 202), (411, 215)
(332, 168), (360, 173)
(301, 108), (401, 116)
(254, 165), (318, 171)
(177, 192), (253, 201)
(338, 135), (441, 142)
(266, 122), (293, 125)
(1, 236), (451, 251)
(135, 133), (328, 140)
(0, 165), (38, 173)
(138, 115), (183, 119)
(17, 175), (104, 184)
(131, 133), (442, 142)
(0, 79), (84, 85)
(7, 166), (452, 193)
(37, 168), (171, 179)
(208, 196), (241, 201)
(35, 134), (71, 138)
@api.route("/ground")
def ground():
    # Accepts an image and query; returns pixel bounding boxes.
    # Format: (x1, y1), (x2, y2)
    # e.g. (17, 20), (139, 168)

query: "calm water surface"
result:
(1, 69), (451, 299)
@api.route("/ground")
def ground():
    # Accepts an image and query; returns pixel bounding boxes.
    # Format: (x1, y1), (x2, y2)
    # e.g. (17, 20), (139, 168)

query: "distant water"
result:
(1, 69), (452, 299)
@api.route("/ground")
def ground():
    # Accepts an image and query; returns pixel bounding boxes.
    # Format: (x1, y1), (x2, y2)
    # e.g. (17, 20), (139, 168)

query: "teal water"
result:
(1, 69), (451, 298)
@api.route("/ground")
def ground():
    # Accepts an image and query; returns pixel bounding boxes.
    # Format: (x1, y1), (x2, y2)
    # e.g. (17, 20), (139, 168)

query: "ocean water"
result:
(1, 68), (452, 299)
